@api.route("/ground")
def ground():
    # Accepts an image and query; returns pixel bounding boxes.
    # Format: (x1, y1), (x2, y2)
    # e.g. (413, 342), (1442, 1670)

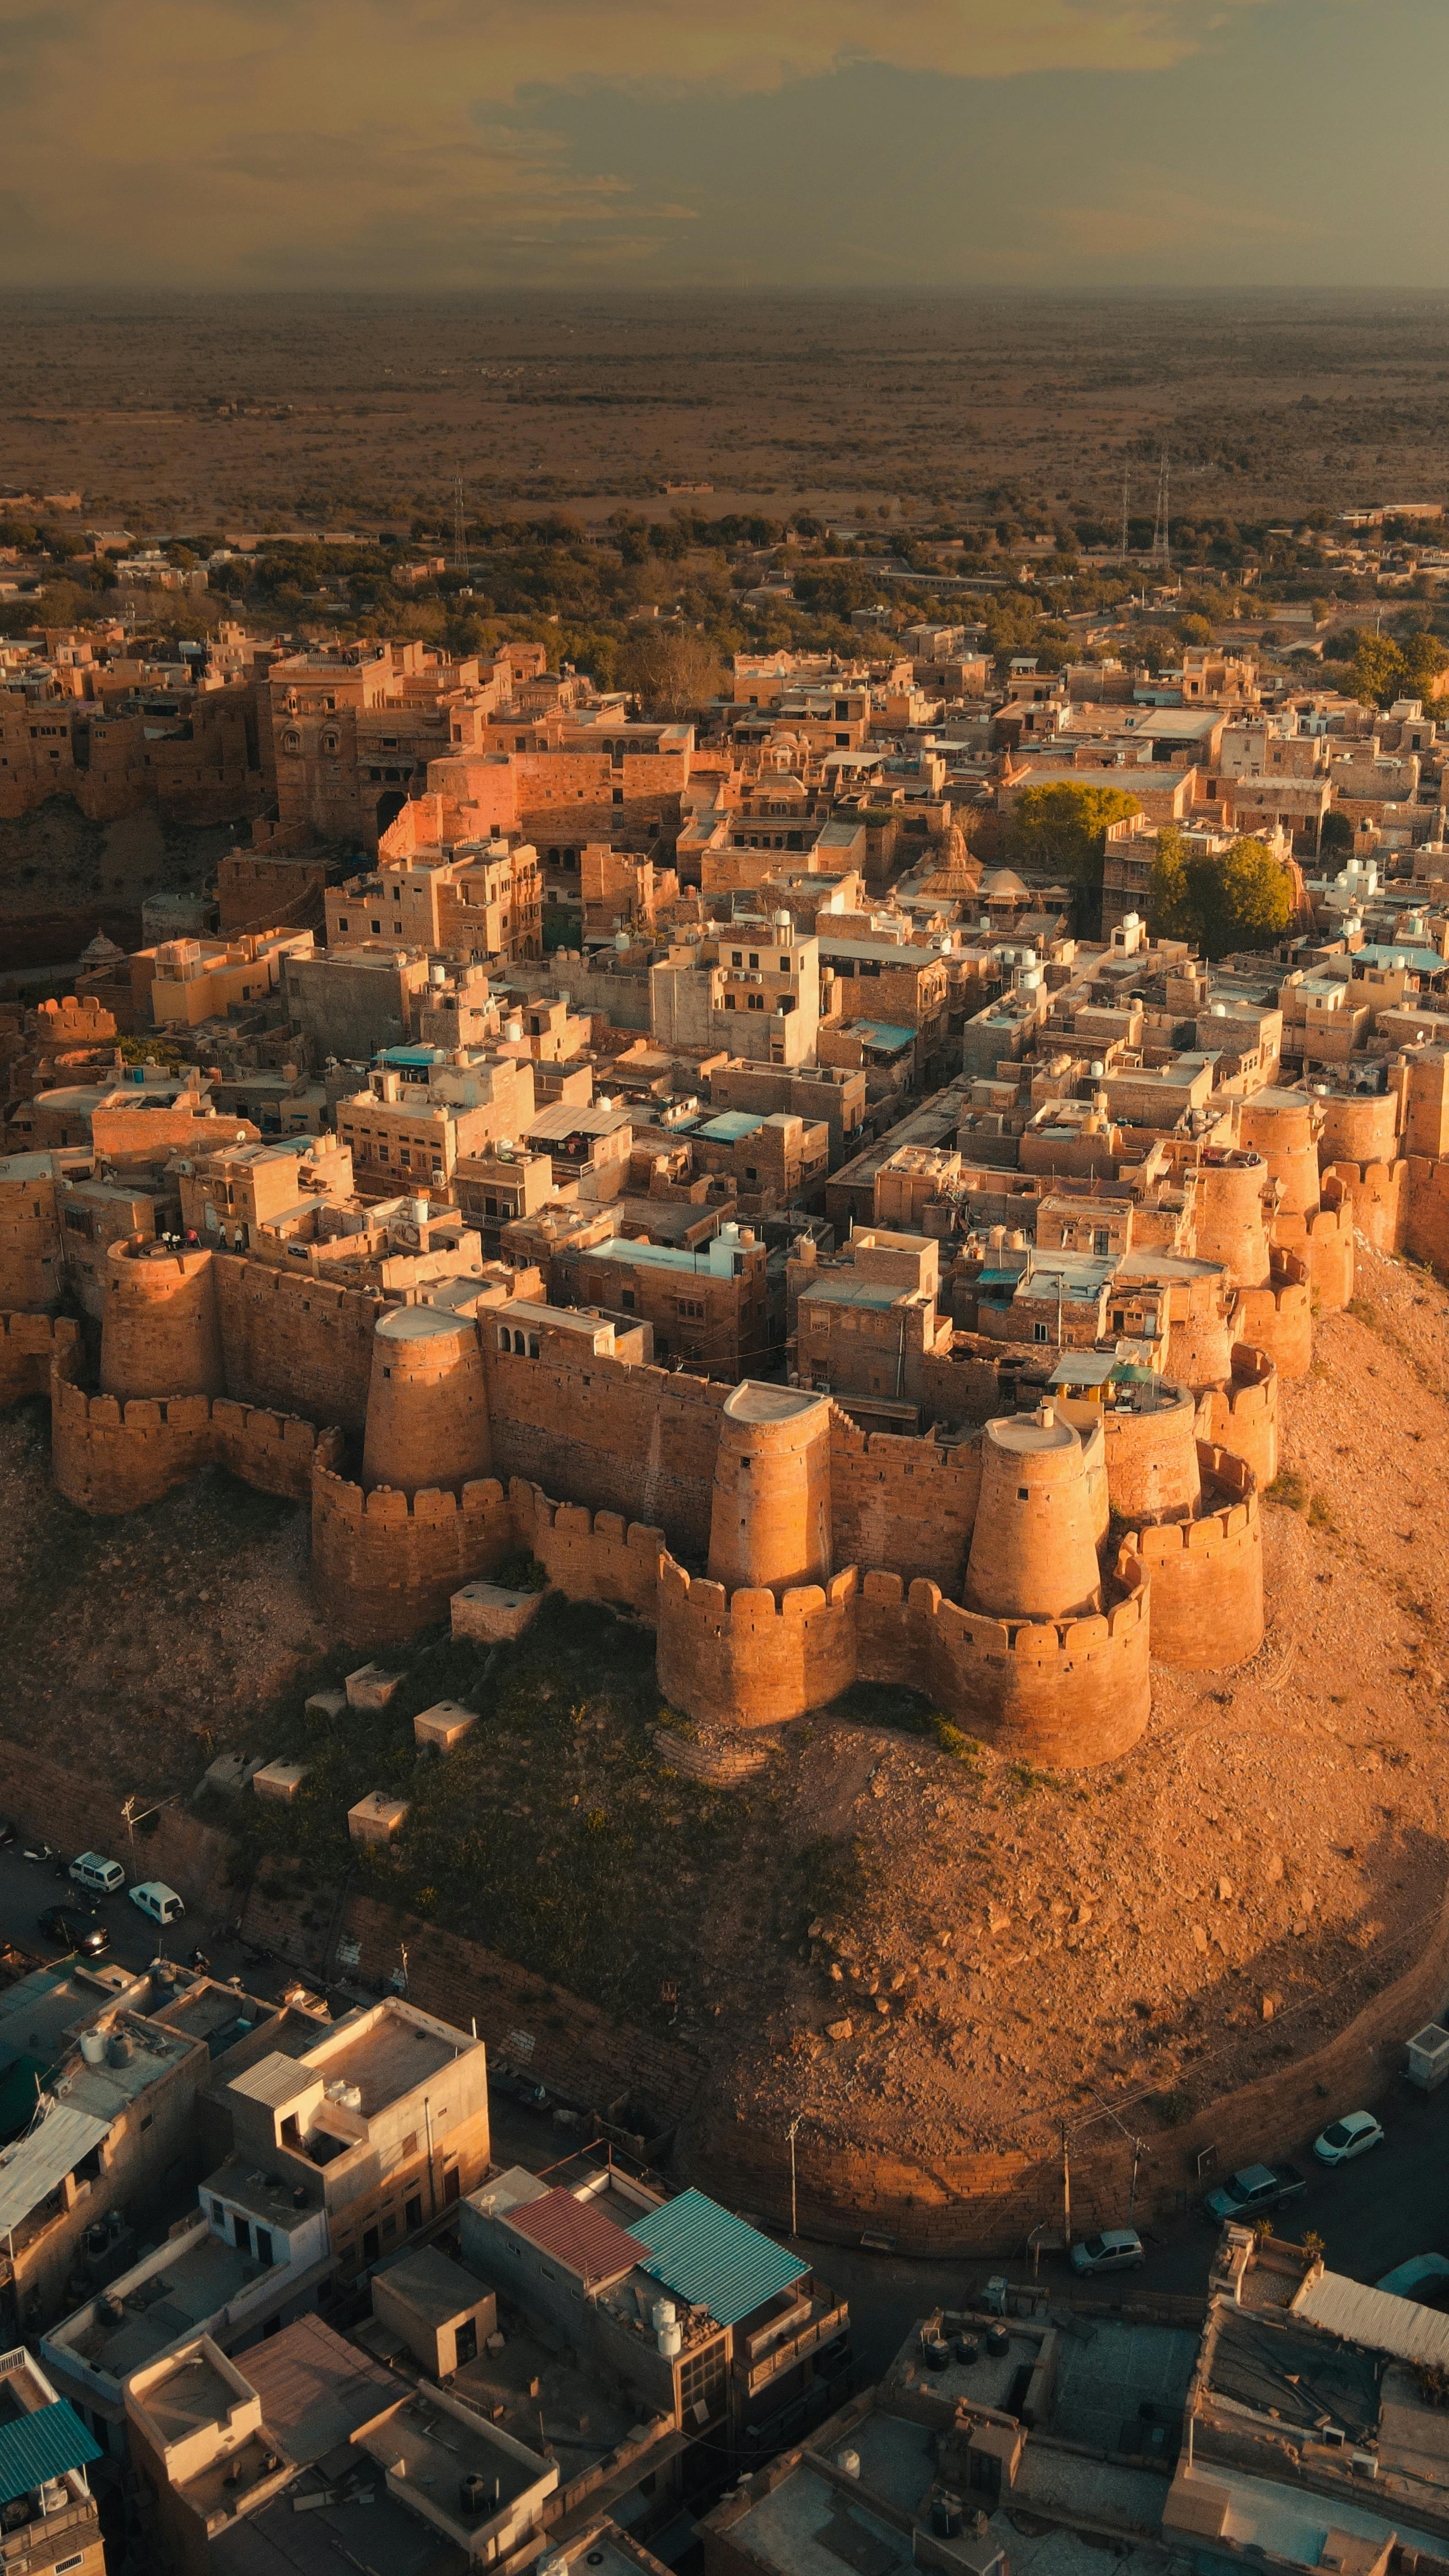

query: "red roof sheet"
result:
(506, 2187), (641, 2284)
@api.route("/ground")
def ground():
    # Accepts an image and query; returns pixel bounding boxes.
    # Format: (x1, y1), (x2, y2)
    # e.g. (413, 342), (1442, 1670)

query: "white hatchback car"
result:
(1070, 2228), (1145, 2275)
(1313, 2110), (1384, 2166)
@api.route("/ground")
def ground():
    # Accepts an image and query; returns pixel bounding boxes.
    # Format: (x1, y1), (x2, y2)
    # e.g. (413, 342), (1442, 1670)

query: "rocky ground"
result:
(1, 1234), (1444, 2160)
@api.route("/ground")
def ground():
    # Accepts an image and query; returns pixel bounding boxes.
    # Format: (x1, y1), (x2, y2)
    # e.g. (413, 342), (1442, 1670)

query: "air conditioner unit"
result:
(1350, 2452), (1377, 2479)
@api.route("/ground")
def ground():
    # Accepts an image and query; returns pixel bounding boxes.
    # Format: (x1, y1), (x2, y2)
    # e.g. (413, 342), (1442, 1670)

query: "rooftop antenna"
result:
(453, 471), (468, 580)
(1150, 450), (1171, 574)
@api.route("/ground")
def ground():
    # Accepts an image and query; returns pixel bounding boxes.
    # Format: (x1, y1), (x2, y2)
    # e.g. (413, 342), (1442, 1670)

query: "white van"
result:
(69, 1852), (126, 1899)
(129, 1881), (185, 1929)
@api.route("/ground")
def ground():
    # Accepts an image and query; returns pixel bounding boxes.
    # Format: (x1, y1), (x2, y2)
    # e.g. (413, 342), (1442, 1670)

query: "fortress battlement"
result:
(0, 1309), (79, 1405)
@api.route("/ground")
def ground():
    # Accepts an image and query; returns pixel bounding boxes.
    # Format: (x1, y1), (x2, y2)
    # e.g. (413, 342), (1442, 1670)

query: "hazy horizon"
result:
(2, 1), (1446, 297)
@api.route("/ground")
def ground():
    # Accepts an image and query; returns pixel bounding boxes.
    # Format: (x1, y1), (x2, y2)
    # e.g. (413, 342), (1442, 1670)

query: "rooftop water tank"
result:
(80, 2029), (108, 2066)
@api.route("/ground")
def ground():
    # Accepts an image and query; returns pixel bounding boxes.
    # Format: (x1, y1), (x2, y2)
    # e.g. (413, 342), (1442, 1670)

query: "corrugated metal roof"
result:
(1294, 2267), (1449, 2365)
(627, 2189), (807, 2327)
(0, 2399), (102, 2505)
(0, 2104), (110, 2236)
(508, 2188), (640, 2285)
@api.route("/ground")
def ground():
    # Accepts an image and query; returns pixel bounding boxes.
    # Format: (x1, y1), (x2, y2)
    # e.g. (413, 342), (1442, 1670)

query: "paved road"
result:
(2, 1829), (1444, 2380)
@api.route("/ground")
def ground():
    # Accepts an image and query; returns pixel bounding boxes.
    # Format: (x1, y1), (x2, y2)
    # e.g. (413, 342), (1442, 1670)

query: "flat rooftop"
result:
(308, 2009), (462, 2115)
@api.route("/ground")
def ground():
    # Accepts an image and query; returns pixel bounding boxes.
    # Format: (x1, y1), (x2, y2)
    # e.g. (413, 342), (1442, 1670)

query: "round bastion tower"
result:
(361, 1306), (492, 1496)
(99, 1236), (224, 1404)
(963, 1405), (1103, 1623)
(706, 1383), (833, 1596)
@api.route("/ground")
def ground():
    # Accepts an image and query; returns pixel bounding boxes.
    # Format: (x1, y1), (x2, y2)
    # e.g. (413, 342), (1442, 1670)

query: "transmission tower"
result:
(1150, 449), (1171, 572)
(453, 471), (468, 579)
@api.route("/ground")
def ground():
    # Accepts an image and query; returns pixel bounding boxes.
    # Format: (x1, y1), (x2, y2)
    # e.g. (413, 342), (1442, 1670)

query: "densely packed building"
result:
(6, 614), (1449, 1766)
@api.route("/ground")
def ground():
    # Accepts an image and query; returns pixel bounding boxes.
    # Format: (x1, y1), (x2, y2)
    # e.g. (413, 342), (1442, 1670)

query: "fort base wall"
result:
(655, 1559), (859, 1731)
(508, 1480), (664, 1614)
(1271, 1189), (1354, 1313)
(1234, 1259), (1313, 1381)
(51, 1342), (325, 1515)
(1120, 1447), (1264, 1670)
(0, 1310), (79, 1407)
(1324, 1156), (1407, 1254)
(1404, 1155), (1449, 1276)
(1196, 1344), (1278, 1491)
(311, 1454), (513, 1645)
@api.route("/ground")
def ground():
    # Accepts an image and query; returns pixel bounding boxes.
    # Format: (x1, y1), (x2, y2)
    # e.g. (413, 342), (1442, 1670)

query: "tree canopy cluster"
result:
(1147, 828), (1292, 958)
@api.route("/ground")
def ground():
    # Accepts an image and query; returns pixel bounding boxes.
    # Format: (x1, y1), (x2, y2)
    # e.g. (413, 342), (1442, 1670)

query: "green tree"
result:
(1149, 833), (1292, 959)
(1008, 782), (1141, 886)
(1399, 628), (1449, 704)
(1348, 631), (1406, 709)
(617, 625), (721, 720)
(1320, 809), (1355, 857)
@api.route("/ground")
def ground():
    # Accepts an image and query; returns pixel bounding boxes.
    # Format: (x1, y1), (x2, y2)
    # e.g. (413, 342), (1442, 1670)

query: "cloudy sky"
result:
(0, 0), (1442, 292)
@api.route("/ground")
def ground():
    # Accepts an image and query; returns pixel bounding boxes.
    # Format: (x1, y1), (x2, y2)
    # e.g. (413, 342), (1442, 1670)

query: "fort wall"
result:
(508, 1480), (665, 1615)
(311, 1451), (513, 1645)
(99, 1239), (224, 1403)
(51, 1338), (324, 1514)
(1196, 1343), (1278, 1490)
(655, 1558), (860, 1732)
(1237, 1096), (1322, 1219)
(1119, 1445), (1264, 1670)
(1164, 1293), (1238, 1395)
(829, 1421), (981, 1593)
(0, 1166), (66, 1310)
(707, 1388), (833, 1596)
(1271, 1183), (1354, 1312)
(1191, 1152), (1271, 1286)
(484, 1343), (730, 1559)
(854, 1565), (1152, 1767)
(213, 1253), (378, 1434)
(361, 1308), (492, 1496)
(1234, 1250), (1312, 1380)
(0, 1310), (79, 1406)
(1098, 1384), (1200, 1523)
(1316, 1089), (1400, 1169)
(1323, 1156), (1407, 1253)
(1404, 1155), (1449, 1276)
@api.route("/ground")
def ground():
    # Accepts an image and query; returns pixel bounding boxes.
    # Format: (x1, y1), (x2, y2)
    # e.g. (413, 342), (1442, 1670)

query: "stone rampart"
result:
(213, 1253), (379, 1435)
(1405, 1155), (1449, 1276)
(0, 1165), (65, 1310)
(1196, 1343), (1278, 1490)
(1271, 1185), (1354, 1313)
(855, 1565), (1152, 1767)
(1098, 1384), (1200, 1524)
(51, 1339), (324, 1514)
(829, 1417), (981, 1592)
(485, 1342), (730, 1558)
(1316, 1087), (1400, 1171)
(0, 1310), (79, 1406)
(1324, 1155), (1406, 1254)
(656, 1550), (1151, 1766)
(311, 1454), (513, 1645)
(508, 1480), (665, 1614)
(1234, 1250), (1312, 1380)
(655, 1558), (859, 1731)
(1119, 1444), (1263, 1671)
(99, 1238), (224, 1403)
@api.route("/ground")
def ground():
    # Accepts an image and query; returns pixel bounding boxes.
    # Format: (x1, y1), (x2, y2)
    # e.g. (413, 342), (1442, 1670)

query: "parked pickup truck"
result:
(1203, 2162), (1308, 2224)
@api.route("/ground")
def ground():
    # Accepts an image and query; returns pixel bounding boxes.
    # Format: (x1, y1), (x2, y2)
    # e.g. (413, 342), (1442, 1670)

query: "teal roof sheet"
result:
(626, 2188), (807, 2327)
(0, 2400), (102, 2505)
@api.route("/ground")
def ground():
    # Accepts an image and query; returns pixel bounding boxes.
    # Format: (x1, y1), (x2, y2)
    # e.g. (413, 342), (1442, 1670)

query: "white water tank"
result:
(80, 2029), (108, 2066)
(836, 2447), (861, 2479)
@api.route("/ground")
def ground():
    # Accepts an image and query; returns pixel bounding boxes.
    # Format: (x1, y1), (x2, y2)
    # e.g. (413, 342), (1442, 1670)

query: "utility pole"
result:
(1151, 450), (1171, 574)
(1061, 2121), (1072, 2248)
(788, 2116), (802, 2240)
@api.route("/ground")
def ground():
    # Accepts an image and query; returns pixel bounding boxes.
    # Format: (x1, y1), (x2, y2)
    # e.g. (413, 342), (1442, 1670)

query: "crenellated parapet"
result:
(1234, 1247), (1312, 1380)
(1271, 1180), (1354, 1313)
(51, 1336), (324, 1515)
(311, 1454), (513, 1645)
(654, 1549), (1152, 1766)
(1323, 1155), (1406, 1254)
(1196, 1342), (1278, 1490)
(1118, 1441), (1263, 1671)
(508, 1479), (665, 1615)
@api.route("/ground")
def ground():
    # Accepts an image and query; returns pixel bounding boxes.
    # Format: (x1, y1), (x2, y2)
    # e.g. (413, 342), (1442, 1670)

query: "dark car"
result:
(37, 1906), (109, 1959)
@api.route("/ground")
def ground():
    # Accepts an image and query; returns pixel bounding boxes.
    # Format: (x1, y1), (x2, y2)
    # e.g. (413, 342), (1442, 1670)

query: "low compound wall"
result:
(51, 1343), (326, 1515)
(1119, 1445), (1263, 1671)
(508, 1480), (665, 1615)
(311, 1448), (513, 1645)
(1196, 1344), (1277, 1492)
(0, 1310), (79, 1407)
